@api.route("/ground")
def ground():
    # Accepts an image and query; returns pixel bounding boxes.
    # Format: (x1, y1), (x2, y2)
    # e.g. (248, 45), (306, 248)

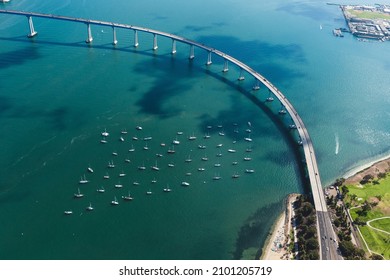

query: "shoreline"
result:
(260, 194), (298, 260)
(260, 154), (390, 260)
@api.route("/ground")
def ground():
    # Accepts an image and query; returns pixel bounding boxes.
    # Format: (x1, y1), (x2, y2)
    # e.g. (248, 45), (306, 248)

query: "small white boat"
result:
(132, 136), (139, 140)
(101, 129), (109, 137)
(204, 133), (211, 139)
(74, 188), (84, 198)
(122, 192), (134, 201)
(107, 161), (115, 168)
(112, 152), (118, 156)
(79, 175), (89, 184)
(97, 186), (105, 193)
(245, 169), (255, 173)
(87, 166), (94, 173)
(289, 124), (297, 129)
(244, 157), (252, 161)
(266, 96), (274, 102)
(185, 155), (192, 162)
(216, 143), (223, 147)
(232, 173), (240, 179)
(133, 181), (140, 186)
(100, 138), (108, 144)
(207, 125), (212, 129)
(125, 158), (131, 163)
(146, 189), (153, 195)
(214, 163), (221, 167)
(136, 126), (142, 130)
(119, 136), (125, 142)
(198, 145), (206, 149)
(160, 143), (166, 147)
(138, 164), (146, 170)
(213, 174), (221, 180)
(111, 196), (119, 205)
(151, 161), (160, 171)
(163, 185), (172, 192)
(228, 149), (236, 153)
(181, 182), (190, 187)
(188, 134), (196, 140)
(279, 109), (287, 115)
(144, 136), (152, 141)
(246, 147), (252, 152)
(151, 178), (157, 183)
(198, 167), (205, 171)
(121, 129), (128, 134)
(86, 202), (94, 211)
(168, 163), (175, 167)
(103, 173), (110, 179)
(186, 172), (192, 176)
(248, 121), (252, 127)
(217, 125), (223, 128)
(244, 137), (252, 142)
(172, 139), (180, 145)
(298, 140), (303, 146)
(156, 153), (163, 158)
(246, 129), (252, 133)
(216, 153), (223, 157)
(201, 156), (208, 161)
(232, 161), (238, 165)
(177, 131), (183, 135)
(128, 145), (135, 152)
(218, 132), (225, 136)
(64, 210), (73, 215)
(143, 143), (149, 150)
(119, 171), (126, 177)
(115, 183), (123, 188)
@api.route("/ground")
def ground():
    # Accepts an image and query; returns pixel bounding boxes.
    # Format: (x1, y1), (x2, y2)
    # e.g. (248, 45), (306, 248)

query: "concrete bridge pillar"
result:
(134, 30), (139, 47)
(252, 79), (260, 90)
(238, 68), (245, 81)
(112, 26), (118, 45)
(189, 45), (195, 60)
(153, 34), (158, 50)
(171, 39), (176, 54)
(27, 16), (38, 38)
(86, 23), (93, 43)
(206, 51), (212, 65)
(222, 60), (229, 72)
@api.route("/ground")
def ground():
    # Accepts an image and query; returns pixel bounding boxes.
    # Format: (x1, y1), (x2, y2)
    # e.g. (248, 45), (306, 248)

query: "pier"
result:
(0, 9), (340, 259)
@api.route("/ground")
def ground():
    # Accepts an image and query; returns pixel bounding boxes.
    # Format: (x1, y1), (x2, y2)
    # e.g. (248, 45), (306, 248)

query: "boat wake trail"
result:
(335, 133), (340, 155)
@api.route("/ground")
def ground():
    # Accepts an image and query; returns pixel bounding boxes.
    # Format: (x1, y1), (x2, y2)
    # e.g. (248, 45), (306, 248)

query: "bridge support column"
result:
(27, 16), (38, 38)
(153, 34), (158, 50)
(86, 23), (93, 43)
(238, 68), (245, 81)
(189, 45), (195, 60)
(112, 26), (118, 45)
(222, 60), (229, 72)
(134, 30), (139, 47)
(252, 79), (260, 90)
(171, 39), (176, 54)
(206, 51), (212, 65)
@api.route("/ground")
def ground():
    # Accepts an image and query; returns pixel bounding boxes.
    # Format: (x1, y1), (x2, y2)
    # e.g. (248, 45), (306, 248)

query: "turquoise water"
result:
(0, 0), (389, 259)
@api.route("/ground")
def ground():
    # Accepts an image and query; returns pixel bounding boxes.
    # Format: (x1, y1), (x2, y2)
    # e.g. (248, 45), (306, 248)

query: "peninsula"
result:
(340, 4), (390, 41)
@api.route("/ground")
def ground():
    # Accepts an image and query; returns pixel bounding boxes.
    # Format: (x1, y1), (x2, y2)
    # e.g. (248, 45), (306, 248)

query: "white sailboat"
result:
(111, 196), (119, 205)
(101, 128), (109, 137)
(185, 155), (192, 162)
(122, 191), (133, 201)
(64, 210), (73, 215)
(86, 202), (94, 211)
(181, 182), (190, 187)
(97, 186), (105, 193)
(129, 145), (135, 152)
(107, 161), (115, 168)
(74, 188), (84, 198)
(79, 175), (89, 184)
(163, 184), (172, 192)
(103, 172), (110, 179)
(87, 166), (94, 173)
(151, 160), (159, 171)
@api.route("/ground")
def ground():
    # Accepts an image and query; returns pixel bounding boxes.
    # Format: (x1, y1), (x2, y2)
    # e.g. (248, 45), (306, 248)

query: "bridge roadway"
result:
(0, 9), (341, 259)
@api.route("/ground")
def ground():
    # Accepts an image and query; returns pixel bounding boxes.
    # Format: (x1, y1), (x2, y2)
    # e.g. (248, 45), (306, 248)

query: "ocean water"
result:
(0, 0), (389, 259)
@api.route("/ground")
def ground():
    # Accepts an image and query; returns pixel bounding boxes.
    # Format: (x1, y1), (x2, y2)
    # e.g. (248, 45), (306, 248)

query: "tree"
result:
(341, 185), (349, 195)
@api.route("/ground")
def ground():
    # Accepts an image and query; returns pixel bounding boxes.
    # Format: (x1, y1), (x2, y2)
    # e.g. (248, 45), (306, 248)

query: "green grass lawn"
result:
(348, 9), (390, 20)
(370, 218), (390, 233)
(346, 173), (390, 259)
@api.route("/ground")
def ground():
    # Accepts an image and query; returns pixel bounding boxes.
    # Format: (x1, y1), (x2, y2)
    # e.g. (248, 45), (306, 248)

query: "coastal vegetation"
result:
(348, 9), (390, 20)
(338, 162), (390, 259)
(293, 195), (319, 260)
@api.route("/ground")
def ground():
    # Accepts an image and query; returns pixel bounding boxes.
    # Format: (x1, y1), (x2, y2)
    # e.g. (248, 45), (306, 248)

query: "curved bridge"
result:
(0, 9), (340, 259)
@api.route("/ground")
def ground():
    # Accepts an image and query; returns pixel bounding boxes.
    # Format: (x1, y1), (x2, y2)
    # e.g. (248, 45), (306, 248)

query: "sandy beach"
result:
(260, 194), (298, 260)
